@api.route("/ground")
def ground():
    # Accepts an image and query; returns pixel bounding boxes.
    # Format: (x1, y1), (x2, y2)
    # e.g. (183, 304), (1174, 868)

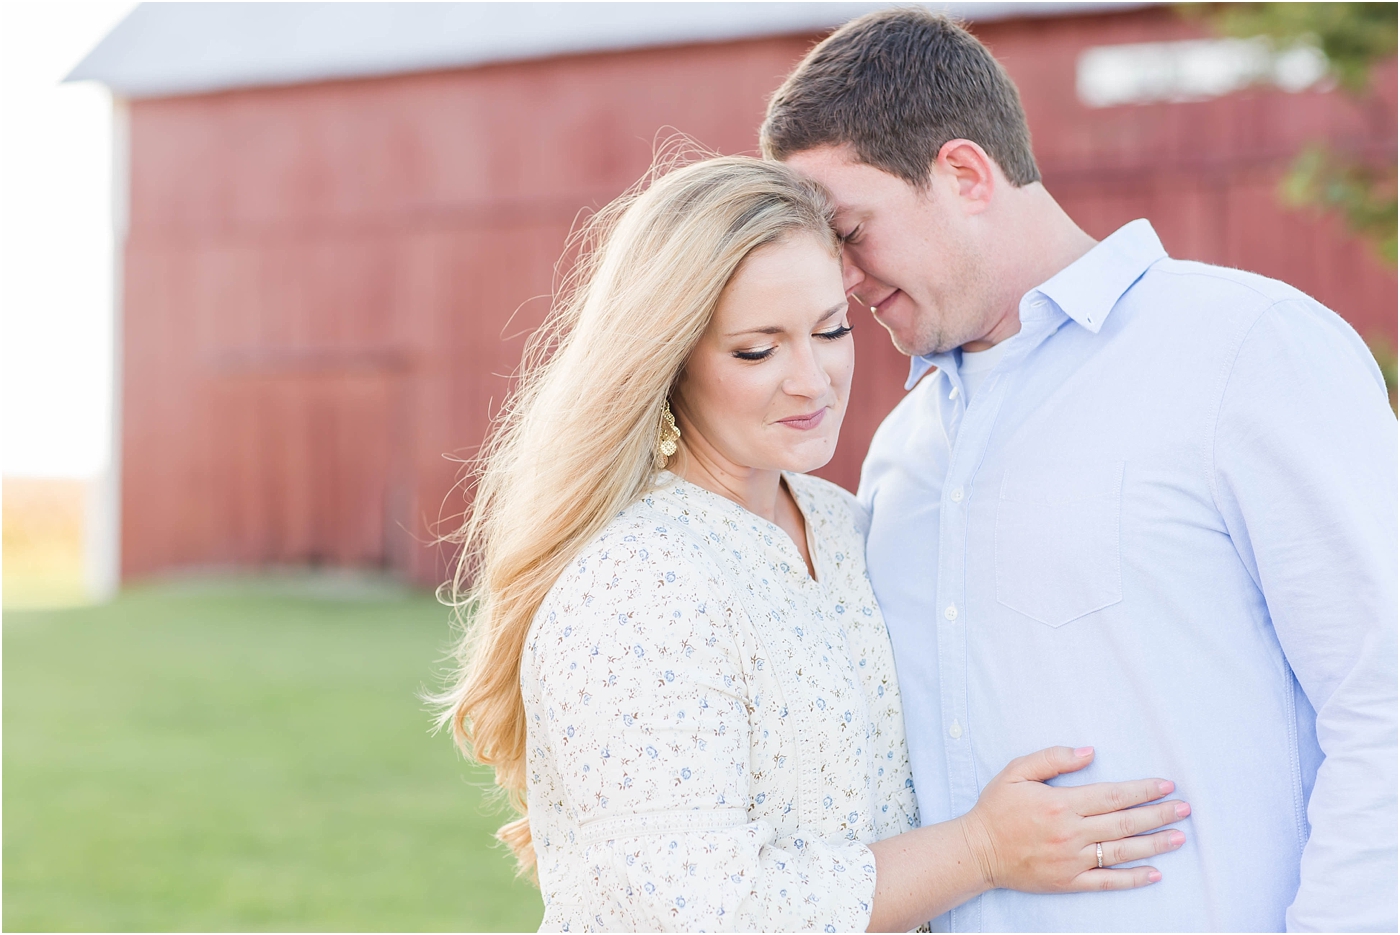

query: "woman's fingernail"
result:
(1175, 802), (1192, 818)
(1157, 780), (1174, 795)
(1148, 870), (1163, 883)
(1074, 746), (1094, 757)
(1169, 831), (1186, 847)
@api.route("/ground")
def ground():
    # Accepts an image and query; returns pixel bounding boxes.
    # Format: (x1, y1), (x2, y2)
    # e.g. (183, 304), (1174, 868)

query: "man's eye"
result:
(817, 324), (853, 341)
(733, 348), (775, 361)
(841, 225), (863, 245)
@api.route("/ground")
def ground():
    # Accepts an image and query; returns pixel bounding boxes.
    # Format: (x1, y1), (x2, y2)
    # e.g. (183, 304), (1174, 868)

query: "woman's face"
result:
(673, 232), (854, 475)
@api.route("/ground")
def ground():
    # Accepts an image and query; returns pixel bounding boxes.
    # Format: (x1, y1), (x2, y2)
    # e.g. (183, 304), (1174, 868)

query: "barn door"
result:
(209, 369), (409, 572)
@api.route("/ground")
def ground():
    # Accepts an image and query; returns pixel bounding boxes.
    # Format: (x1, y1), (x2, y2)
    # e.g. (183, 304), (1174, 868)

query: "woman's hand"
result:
(958, 745), (1189, 893)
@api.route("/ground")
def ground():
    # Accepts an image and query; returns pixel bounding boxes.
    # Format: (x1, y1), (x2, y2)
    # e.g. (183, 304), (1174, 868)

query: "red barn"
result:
(70, 2), (1397, 586)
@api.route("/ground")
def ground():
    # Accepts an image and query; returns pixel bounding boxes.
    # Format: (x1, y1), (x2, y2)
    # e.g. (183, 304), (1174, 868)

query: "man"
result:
(763, 9), (1397, 933)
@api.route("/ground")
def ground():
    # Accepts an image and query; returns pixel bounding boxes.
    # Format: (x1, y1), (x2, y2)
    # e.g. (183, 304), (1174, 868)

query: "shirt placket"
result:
(936, 307), (1060, 933)
(937, 373), (1003, 933)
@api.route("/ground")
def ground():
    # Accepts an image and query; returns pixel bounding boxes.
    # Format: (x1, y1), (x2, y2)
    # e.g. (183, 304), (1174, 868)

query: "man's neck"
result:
(963, 184), (1097, 353)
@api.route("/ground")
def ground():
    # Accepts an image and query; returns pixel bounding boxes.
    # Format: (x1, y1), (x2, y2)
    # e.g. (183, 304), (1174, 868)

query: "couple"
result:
(439, 10), (1397, 933)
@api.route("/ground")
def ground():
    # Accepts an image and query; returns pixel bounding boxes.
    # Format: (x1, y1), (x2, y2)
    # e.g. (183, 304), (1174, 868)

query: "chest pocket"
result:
(994, 460), (1124, 628)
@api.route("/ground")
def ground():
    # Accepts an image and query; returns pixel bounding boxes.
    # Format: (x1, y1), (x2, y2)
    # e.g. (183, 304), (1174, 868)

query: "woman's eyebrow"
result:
(726, 301), (849, 338)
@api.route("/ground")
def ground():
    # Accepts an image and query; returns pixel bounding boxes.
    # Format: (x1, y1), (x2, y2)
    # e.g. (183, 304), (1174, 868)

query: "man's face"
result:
(784, 145), (992, 358)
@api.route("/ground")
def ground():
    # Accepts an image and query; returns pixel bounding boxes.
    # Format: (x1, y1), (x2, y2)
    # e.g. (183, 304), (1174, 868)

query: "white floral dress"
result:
(521, 472), (918, 932)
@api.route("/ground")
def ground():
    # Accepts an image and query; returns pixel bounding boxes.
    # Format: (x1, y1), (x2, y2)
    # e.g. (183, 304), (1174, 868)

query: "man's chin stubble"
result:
(906, 318), (988, 358)
(872, 315), (944, 359)
(896, 328), (957, 359)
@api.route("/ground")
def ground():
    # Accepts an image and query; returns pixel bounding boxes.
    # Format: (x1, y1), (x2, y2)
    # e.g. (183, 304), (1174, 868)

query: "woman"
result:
(437, 156), (1188, 932)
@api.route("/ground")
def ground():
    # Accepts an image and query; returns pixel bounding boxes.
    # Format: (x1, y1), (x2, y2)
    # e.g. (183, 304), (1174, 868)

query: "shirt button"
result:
(944, 604), (958, 621)
(950, 487), (964, 503)
(949, 386), (960, 400)
(949, 719), (963, 739)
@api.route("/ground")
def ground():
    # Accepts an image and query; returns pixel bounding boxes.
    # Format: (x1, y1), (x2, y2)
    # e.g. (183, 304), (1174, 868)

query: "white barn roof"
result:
(68, 1), (1151, 99)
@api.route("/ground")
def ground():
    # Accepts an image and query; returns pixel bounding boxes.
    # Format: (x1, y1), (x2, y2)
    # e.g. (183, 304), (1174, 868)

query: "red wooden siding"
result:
(998, 8), (1397, 342)
(120, 8), (1397, 585)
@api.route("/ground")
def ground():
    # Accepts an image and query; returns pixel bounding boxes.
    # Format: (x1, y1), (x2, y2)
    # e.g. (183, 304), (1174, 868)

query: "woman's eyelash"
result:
(733, 325), (850, 360)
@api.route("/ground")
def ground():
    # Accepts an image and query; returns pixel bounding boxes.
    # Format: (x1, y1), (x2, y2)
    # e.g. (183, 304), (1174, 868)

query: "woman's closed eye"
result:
(732, 324), (851, 361)
(817, 324), (853, 341)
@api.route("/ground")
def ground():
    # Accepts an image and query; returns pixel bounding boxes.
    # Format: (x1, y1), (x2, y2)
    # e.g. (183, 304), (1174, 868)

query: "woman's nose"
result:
(784, 346), (833, 399)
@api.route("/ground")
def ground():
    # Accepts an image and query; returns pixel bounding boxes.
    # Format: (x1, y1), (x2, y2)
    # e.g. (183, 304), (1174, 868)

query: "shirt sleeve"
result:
(531, 527), (878, 932)
(1210, 299), (1398, 932)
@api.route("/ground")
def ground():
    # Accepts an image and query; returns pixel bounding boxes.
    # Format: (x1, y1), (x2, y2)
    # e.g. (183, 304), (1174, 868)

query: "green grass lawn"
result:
(3, 579), (545, 932)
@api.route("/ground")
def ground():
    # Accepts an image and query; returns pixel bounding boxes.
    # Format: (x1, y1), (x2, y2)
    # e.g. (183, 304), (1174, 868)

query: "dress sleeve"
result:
(529, 524), (878, 932)
(1211, 300), (1398, 932)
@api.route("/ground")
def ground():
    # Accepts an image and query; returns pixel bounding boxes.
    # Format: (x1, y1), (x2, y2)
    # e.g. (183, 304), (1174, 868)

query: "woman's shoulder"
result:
(585, 491), (731, 571)
(525, 495), (749, 687)
(784, 472), (870, 539)
(532, 494), (736, 636)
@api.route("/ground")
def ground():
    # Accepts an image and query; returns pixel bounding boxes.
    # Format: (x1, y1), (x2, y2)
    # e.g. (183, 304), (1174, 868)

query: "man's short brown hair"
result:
(761, 8), (1040, 187)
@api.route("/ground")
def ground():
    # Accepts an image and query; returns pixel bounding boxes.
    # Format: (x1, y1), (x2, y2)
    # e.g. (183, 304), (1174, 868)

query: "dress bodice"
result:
(521, 472), (917, 932)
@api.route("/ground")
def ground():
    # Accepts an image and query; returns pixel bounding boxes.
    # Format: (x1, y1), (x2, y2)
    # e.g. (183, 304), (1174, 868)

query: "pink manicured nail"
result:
(1169, 831), (1186, 847)
(1148, 870), (1163, 883)
(1074, 746), (1094, 757)
(1175, 802), (1192, 818)
(1157, 780), (1174, 794)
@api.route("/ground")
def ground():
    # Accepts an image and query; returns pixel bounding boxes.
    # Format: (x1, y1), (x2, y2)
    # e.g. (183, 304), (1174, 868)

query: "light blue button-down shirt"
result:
(859, 220), (1397, 932)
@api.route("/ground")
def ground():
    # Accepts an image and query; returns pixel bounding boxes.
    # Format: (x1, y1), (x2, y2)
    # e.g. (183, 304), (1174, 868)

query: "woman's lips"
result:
(777, 408), (828, 431)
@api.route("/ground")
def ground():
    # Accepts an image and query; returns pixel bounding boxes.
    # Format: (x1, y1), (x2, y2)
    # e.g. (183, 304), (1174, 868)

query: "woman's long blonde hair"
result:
(434, 151), (838, 873)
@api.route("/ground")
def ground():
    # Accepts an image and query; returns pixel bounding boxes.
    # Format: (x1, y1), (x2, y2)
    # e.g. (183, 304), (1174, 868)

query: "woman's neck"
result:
(675, 446), (816, 580)
(676, 450), (785, 525)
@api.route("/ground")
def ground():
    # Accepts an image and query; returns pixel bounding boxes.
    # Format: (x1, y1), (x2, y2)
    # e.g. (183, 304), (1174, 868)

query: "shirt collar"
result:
(1035, 218), (1166, 333)
(904, 219), (1167, 390)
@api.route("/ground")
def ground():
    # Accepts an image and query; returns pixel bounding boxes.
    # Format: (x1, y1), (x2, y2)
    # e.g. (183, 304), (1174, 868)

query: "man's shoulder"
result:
(858, 374), (944, 504)
(869, 370), (940, 444)
(1141, 257), (1324, 318)
(1138, 258), (1370, 360)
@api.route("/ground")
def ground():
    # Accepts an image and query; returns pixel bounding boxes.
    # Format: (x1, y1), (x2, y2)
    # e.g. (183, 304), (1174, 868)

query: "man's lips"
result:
(864, 290), (901, 316)
(776, 408), (828, 431)
(868, 289), (901, 316)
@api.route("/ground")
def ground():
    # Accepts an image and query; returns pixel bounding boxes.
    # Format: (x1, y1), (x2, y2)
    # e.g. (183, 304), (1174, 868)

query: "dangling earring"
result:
(655, 400), (681, 469)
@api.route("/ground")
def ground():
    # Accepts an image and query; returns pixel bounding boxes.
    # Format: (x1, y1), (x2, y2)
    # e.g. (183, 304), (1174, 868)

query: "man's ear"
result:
(931, 139), (996, 214)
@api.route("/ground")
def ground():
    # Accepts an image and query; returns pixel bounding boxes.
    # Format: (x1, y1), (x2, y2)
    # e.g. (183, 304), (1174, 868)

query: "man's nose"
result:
(841, 253), (867, 297)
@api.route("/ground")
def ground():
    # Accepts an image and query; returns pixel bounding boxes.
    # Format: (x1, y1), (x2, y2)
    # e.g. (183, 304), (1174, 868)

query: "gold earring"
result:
(656, 400), (680, 468)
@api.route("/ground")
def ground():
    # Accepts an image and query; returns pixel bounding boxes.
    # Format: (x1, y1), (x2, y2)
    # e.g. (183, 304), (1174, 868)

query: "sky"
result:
(1, 1), (135, 477)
